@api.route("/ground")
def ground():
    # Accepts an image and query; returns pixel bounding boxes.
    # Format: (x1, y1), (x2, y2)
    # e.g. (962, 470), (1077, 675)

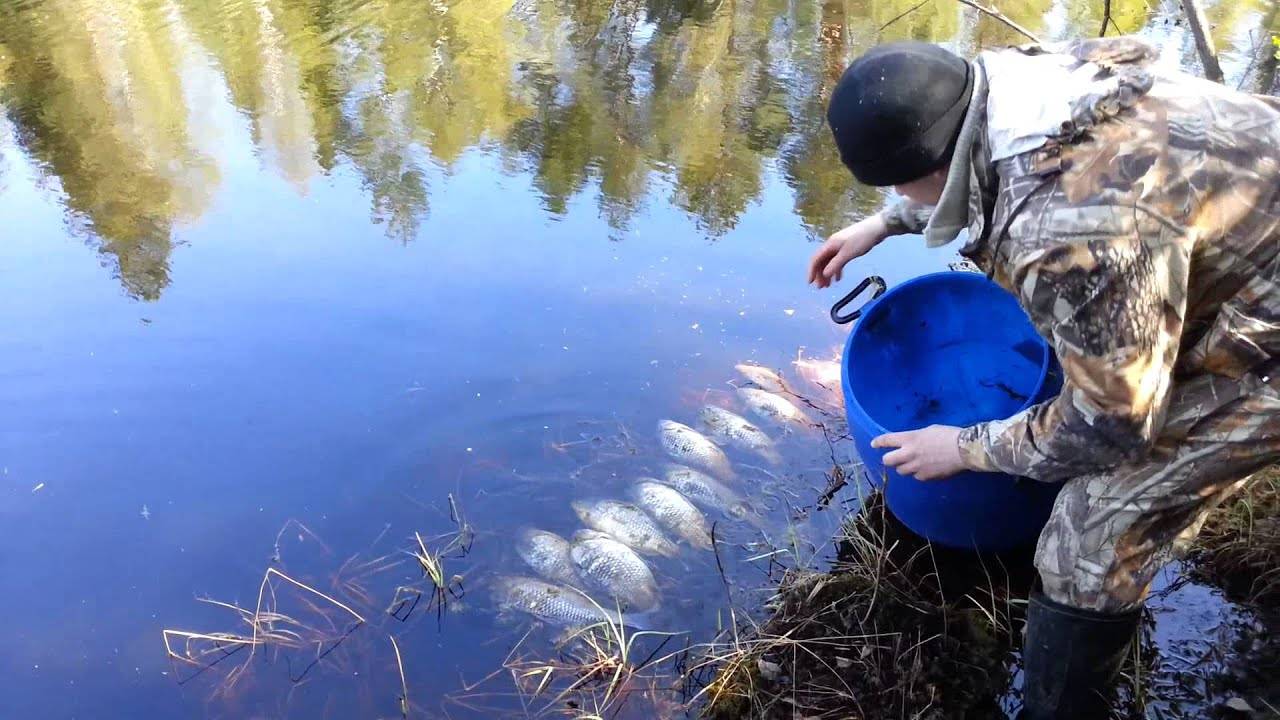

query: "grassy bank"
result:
(1190, 467), (1280, 609)
(694, 469), (1280, 719)
(698, 495), (1029, 719)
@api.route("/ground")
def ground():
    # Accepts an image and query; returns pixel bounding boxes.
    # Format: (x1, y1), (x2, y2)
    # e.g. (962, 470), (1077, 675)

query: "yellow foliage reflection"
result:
(0, 0), (1271, 297)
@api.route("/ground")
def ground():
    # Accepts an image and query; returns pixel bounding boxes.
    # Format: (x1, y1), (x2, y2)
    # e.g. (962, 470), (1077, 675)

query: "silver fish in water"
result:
(493, 575), (646, 629)
(793, 358), (843, 395)
(629, 480), (713, 550)
(658, 419), (734, 480)
(659, 464), (751, 519)
(572, 498), (679, 557)
(515, 528), (581, 586)
(737, 387), (814, 429)
(697, 405), (781, 464)
(570, 530), (660, 611)
(735, 363), (789, 394)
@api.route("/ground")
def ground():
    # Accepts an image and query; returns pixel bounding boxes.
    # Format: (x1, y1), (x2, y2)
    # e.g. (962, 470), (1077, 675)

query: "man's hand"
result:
(872, 425), (965, 481)
(807, 215), (890, 289)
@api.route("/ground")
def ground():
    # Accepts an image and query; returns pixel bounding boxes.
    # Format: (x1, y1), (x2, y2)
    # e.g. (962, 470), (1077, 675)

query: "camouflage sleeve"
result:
(957, 205), (1189, 482)
(877, 197), (933, 235)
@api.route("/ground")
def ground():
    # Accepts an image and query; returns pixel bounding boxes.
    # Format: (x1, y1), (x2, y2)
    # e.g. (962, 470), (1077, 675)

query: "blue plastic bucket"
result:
(836, 272), (1064, 550)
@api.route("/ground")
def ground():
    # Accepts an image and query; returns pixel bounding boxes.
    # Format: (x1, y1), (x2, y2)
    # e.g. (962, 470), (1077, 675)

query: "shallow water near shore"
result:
(2, 0), (1278, 716)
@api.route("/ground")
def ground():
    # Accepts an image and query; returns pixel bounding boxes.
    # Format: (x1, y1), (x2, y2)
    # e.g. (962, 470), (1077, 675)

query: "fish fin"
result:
(735, 506), (772, 532)
(618, 611), (653, 631)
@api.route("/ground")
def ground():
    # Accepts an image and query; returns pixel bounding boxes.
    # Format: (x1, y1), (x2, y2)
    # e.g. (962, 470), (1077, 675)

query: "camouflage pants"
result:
(1034, 362), (1280, 613)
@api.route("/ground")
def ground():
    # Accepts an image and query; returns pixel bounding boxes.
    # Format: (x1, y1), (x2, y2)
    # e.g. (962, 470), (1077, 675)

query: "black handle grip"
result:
(829, 275), (886, 325)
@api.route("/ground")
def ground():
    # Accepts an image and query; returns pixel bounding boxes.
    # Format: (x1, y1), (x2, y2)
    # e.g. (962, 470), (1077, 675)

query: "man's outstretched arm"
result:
(808, 198), (934, 288)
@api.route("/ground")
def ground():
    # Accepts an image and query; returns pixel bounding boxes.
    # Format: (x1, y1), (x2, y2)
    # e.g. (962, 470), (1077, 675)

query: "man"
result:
(809, 37), (1280, 719)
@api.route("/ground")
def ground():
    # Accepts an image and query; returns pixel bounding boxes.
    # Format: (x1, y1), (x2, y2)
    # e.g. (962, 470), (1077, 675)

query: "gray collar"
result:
(923, 61), (988, 248)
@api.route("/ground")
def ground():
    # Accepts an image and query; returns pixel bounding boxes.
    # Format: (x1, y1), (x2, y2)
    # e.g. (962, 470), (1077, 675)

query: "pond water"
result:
(1, 0), (1276, 717)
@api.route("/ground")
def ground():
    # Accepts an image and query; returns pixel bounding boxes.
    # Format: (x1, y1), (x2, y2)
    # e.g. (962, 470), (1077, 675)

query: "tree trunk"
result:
(1181, 0), (1225, 83)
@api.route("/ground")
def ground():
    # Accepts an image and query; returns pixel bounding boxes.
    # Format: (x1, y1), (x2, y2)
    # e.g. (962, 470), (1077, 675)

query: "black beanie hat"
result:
(827, 42), (973, 187)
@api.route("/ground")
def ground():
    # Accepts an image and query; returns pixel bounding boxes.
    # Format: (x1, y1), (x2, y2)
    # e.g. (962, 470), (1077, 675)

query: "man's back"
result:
(978, 37), (1280, 387)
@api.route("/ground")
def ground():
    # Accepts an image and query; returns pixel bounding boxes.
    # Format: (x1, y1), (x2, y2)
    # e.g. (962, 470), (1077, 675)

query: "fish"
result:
(737, 387), (814, 429)
(698, 405), (782, 464)
(735, 363), (789, 394)
(515, 528), (581, 586)
(570, 530), (660, 611)
(793, 358), (843, 394)
(572, 498), (680, 557)
(659, 464), (751, 519)
(493, 575), (646, 629)
(629, 480), (713, 549)
(658, 419), (734, 480)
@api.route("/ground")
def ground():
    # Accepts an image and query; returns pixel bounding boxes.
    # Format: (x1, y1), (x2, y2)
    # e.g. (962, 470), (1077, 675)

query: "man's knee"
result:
(1033, 478), (1152, 613)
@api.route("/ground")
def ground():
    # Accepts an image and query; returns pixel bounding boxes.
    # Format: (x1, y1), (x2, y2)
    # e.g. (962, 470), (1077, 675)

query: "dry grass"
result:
(694, 495), (1025, 720)
(1190, 466), (1280, 608)
(162, 498), (475, 713)
(445, 601), (683, 719)
(162, 566), (367, 690)
(690, 475), (1280, 720)
(390, 635), (410, 719)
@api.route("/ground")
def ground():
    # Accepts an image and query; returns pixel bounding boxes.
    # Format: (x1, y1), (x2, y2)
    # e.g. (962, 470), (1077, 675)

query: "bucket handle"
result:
(830, 275), (886, 324)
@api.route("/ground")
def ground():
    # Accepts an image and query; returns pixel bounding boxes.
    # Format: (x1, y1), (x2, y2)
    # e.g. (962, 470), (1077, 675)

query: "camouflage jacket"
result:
(881, 37), (1280, 482)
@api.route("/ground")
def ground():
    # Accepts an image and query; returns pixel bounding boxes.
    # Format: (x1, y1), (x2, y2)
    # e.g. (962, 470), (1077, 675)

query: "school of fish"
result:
(493, 359), (839, 628)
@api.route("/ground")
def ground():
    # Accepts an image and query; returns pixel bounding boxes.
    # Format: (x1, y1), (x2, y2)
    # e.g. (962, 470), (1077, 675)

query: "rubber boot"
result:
(1018, 590), (1141, 720)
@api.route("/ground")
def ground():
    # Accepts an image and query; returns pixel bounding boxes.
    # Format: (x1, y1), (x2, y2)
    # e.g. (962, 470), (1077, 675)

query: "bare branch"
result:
(879, 0), (933, 33)
(954, 0), (1042, 44)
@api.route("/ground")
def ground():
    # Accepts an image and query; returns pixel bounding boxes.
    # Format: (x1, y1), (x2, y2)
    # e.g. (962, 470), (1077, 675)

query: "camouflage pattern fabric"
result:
(885, 37), (1280, 611)
(1035, 362), (1280, 612)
